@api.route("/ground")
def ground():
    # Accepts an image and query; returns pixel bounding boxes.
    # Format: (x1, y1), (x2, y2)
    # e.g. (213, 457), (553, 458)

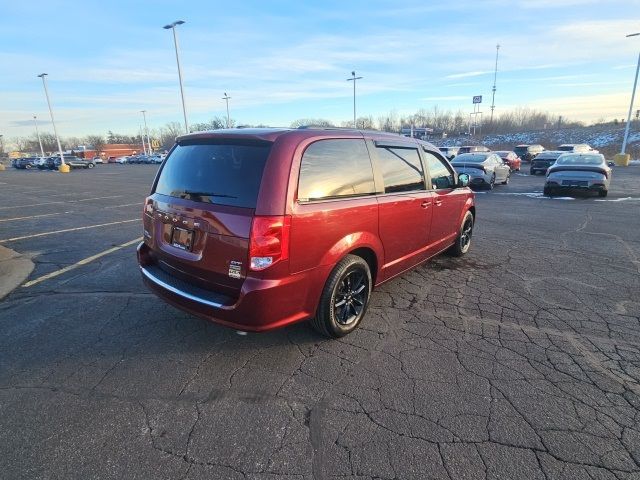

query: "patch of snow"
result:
(594, 197), (640, 202)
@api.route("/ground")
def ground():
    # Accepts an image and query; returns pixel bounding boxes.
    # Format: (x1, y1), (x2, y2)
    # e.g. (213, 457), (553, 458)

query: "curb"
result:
(0, 246), (34, 300)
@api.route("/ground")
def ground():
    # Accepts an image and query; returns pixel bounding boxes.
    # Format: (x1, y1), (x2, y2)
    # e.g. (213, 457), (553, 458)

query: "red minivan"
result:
(138, 128), (475, 337)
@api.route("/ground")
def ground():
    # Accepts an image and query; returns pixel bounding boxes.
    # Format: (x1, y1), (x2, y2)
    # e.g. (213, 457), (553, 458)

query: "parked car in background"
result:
(458, 145), (490, 154)
(14, 157), (39, 169)
(494, 151), (522, 171)
(544, 153), (611, 197)
(115, 156), (130, 164)
(530, 151), (564, 175)
(138, 128), (475, 337)
(149, 155), (164, 164)
(557, 144), (594, 153)
(439, 146), (460, 160)
(514, 144), (545, 162)
(34, 157), (47, 168)
(92, 156), (103, 164)
(53, 156), (96, 169)
(451, 152), (511, 189)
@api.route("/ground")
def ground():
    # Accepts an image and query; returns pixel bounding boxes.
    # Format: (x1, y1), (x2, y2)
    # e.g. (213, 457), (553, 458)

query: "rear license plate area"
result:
(562, 180), (588, 187)
(171, 227), (194, 251)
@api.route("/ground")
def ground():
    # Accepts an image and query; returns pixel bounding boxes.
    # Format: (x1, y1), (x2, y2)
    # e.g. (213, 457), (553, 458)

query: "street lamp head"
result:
(37, 73), (48, 78)
(164, 20), (185, 29)
(627, 32), (640, 37)
(352, 71), (355, 76)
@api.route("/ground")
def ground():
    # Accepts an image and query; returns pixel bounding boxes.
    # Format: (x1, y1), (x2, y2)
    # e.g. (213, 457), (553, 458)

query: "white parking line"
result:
(22, 237), (142, 288)
(0, 195), (123, 210)
(0, 212), (71, 223)
(104, 202), (142, 209)
(0, 219), (139, 243)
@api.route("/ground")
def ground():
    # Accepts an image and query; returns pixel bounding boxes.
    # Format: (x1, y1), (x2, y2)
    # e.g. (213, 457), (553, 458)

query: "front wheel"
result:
(311, 254), (372, 338)
(598, 190), (608, 198)
(87, 163), (94, 169)
(448, 211), (474, 257)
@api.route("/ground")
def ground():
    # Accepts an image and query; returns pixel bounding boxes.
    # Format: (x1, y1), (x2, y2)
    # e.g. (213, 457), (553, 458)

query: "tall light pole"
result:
(222, 92), (231, 128)
(0, 135), (4, 156)
(140, 110), (152, 154)
(163, 20), (189, 134)
(33, 115), (45, 157)
(37, 73), (65, 166)
(139, 125), (147, 155)
(347, 71), (363, 128)
(621, 33), (640, 155)
(490, 44), (500, 124)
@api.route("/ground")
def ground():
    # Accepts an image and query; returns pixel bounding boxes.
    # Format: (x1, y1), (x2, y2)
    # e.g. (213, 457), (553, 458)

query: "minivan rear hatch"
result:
(145, 138), (272, 298)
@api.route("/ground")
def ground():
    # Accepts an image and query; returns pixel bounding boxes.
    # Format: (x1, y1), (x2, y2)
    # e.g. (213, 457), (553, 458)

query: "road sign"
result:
(151, 139), (160, 149)
(473, 95), (482, 104)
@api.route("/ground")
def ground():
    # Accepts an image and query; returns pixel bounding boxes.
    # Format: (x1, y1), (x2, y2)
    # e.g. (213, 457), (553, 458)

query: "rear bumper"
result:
(138, 242), (328, 332)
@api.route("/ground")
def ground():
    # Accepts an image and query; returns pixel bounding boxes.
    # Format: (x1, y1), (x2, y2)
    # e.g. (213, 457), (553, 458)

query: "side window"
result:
(375, 146), (425, 193)
(297, 139), (375, 201)
(423, 151), (454, 190)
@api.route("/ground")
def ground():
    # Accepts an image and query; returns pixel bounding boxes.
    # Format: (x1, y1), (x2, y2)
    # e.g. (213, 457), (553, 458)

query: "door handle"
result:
(434, 200), (443, 207)
(421, 201), (431, 208)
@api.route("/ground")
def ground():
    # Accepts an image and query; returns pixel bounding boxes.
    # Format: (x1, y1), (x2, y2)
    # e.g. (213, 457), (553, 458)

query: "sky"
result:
(1, 0), (639, 142)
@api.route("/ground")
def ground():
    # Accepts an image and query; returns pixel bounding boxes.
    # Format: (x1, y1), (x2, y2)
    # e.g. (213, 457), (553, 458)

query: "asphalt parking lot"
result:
(1, 163), (640, 479)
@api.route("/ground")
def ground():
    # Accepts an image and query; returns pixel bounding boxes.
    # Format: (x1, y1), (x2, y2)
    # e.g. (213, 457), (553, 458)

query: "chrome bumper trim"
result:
(140, 266), (224, 308)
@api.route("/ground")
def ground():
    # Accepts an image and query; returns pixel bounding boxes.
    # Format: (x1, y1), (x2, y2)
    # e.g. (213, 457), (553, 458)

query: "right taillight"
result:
(249, 215), (291, 271)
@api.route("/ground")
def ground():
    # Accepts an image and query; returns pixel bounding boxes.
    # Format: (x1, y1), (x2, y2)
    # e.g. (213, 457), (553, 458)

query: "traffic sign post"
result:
(470, 96), (483, 136)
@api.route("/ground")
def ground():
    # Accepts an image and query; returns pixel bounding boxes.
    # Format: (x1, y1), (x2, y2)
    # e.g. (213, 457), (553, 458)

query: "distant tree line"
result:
(5, 106), (604, 154)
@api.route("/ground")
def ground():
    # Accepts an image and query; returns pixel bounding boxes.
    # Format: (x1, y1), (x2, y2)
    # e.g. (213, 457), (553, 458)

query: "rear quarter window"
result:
(297, 139), (375, 201)
(154, 141), (271, 208)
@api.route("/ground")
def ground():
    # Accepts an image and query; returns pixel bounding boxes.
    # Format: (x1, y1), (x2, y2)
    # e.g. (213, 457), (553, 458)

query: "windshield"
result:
(514, 146), (528, 154)
(555, 154), (603, 166)
(154, 141), (271, 208)
(557, 145), (574, 151)
(452, 153), (488, 163)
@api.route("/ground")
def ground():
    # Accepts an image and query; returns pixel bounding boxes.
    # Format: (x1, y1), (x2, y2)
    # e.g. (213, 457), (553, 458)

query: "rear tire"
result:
(501, 173), (510, 185)
(448, 211), (474, 257)
(87, 163), (94, 169)
(311, 254), (372, 338)
(543, 186), (553, 196)
(486, 174), (495, 190)
(598, 190), (608, 198)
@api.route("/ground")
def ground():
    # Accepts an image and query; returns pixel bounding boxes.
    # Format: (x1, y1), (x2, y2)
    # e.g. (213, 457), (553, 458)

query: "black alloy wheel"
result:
(311, 254), (372, 338)
(449, 211), (474, 257)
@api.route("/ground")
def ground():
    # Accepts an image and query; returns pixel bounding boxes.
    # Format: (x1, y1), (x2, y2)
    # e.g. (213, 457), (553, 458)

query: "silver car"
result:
(544, 153), (611, 197)
(451, 153), (511, 190)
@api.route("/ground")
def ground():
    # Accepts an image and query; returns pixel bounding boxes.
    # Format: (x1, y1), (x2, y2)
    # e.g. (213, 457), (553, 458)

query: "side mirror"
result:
(457, 173), (470, 187)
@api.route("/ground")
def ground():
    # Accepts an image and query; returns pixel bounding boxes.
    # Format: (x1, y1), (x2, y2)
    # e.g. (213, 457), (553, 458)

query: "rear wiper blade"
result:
(177, 190), (237, 199)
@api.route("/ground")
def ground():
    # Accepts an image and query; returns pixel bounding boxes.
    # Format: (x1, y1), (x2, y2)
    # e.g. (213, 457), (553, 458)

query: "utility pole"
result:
(347, 71), (363, 128)
(163, 20), (189, 133)
(37, 73), (65, 167)
(222, 92), (231, 128)
(490, 44), (500, 124)
(33, 115), (45, 157)
(621, 33), (640, 155)
(141, 110), (151, 154)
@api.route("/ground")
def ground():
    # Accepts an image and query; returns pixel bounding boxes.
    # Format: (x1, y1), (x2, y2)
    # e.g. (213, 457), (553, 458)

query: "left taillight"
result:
(249, 215), (291, 271)
(143, 197), (153, 239)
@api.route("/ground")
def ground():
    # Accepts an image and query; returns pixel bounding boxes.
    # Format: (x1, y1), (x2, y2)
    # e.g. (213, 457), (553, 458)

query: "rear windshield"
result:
(452, 154), (488, 163)
(514, 146), (528, 153)
(154, 141), (271, 208)
(555, 154), (602, 166)
(557, 145), (574, 151)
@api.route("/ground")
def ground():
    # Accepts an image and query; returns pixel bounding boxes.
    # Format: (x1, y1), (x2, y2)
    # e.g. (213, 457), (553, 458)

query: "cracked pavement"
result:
(0, 165), (639, 479)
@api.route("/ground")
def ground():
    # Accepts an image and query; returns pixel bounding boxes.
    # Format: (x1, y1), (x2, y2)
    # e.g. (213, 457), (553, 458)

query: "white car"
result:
(544, 153), (611, 197)
(115, 156), (129, 164)
(92, 157), (104, 164)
